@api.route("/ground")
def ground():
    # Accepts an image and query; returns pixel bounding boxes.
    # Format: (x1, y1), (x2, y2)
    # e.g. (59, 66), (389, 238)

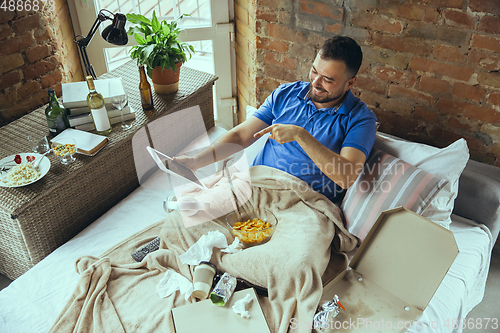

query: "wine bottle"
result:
(45, 88), (70, 136)
(86, 76), (112, 135)
(139, 65), (154, 110)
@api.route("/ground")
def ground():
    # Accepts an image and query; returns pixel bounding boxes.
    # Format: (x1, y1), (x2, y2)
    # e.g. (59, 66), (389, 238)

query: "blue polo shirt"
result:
(251, 81), (377, 202)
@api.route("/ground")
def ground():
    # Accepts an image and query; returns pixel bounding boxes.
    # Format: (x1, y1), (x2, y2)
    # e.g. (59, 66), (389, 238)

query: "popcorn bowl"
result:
(225, 208), (278, 247)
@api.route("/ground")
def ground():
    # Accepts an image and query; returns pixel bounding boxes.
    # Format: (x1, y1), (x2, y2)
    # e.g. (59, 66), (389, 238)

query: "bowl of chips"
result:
(226, 208), (278, 247)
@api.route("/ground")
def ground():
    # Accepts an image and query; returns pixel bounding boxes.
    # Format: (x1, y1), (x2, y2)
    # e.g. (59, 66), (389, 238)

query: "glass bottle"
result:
(86, 76), (112, 135)
(45, 88), (70, 136)
(139, 65), (154, 110)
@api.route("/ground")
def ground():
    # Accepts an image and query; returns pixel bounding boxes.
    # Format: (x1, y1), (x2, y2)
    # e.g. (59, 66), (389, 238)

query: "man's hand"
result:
(253, 124), (306, 144)
(172, 155), (199, 171)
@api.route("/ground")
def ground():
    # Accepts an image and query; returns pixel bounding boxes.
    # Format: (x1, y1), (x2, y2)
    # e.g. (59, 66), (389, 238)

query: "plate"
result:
(0, 153), (51, 188)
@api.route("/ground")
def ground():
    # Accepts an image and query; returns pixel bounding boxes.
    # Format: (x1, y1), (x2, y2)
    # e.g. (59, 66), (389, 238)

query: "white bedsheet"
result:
(0, 127), (493, 333)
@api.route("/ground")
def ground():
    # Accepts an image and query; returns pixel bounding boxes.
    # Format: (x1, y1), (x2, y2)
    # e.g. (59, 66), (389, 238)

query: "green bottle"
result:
(45, 88), (70, 136)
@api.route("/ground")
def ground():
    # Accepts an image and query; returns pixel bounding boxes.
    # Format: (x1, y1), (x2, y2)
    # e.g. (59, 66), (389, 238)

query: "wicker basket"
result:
(0, 62), (217, 280)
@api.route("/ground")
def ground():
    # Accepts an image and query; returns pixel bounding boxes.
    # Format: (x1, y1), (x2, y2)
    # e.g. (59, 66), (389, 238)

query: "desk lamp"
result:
(74, 9), (128, 79)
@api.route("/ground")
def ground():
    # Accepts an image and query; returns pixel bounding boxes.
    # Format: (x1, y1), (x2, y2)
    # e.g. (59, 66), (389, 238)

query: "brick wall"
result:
(235, 0), (500, 166)
(0, 0), (83, 127)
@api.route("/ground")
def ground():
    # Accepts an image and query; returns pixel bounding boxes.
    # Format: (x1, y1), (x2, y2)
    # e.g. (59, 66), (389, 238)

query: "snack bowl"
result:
(225, 208), (278, 247)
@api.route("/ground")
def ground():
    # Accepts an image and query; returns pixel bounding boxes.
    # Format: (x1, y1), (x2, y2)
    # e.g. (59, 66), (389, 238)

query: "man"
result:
(175, 36), (377, 203)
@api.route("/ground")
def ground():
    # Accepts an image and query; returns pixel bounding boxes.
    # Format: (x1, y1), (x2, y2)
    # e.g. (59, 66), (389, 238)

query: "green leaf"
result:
(134, 33), (146, 45)
(126, 13), (151, 26)
(147, 66), (153, 79)
(162, 23), (170, 36)
(151, 11), (161, 32)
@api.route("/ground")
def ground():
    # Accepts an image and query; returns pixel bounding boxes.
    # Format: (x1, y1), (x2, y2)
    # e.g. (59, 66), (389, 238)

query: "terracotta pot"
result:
(152, 62), (182, 94)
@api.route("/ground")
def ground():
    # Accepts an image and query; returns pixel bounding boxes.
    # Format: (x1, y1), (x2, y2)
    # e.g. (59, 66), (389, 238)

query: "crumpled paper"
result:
(221, 238), (243, 253)
(232, 293), (253, 318)
(179, 230), (242, 265)
(157, 269), (194, 301)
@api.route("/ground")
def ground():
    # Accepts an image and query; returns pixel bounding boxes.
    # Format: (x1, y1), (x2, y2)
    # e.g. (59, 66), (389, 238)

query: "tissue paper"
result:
(232, 293), (253, 318)
(180, 230), (241, 265)
(221, 238), (243, 253)
(157, 269), (193, 301)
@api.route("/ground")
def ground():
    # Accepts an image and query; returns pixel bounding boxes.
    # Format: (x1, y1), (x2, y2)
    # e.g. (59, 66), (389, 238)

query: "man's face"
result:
(309, 52), (356, 109)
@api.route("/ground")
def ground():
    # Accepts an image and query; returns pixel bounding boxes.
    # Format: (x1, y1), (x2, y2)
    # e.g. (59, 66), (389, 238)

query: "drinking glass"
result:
(52, 138), (77, 165)
(28, 130), (50, 154)
(109, 78), (131, 130)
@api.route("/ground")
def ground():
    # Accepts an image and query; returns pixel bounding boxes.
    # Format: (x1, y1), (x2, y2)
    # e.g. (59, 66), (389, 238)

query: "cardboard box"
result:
(172, 288), (270, 333)
(318, 207), (459, 332)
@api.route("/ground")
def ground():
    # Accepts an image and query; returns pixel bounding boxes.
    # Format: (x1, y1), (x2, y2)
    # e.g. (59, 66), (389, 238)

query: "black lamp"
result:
(74, 9), (128, 79)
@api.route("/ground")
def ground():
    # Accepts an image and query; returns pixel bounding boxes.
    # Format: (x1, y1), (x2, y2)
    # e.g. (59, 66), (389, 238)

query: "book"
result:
(62, 78), (126, 109)
(68, 106), (133, 126)
(52, 128), (109, 156)
(66, 103), (114, 116)
(74, 108), (136, 132)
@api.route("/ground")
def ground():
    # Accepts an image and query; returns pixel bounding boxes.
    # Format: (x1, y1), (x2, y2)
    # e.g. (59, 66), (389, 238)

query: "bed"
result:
(0, 122), (498, 333)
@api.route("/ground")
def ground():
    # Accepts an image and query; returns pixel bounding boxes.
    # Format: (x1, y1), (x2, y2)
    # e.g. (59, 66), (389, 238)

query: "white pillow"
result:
(374, 132), (470, 229)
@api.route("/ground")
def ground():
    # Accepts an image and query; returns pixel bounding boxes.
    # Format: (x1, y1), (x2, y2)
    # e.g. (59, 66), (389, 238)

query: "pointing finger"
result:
(253, 125), (274, 138)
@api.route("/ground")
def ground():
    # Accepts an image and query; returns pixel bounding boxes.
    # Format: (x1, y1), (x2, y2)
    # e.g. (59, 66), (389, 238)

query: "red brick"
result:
(419, 0), (464, 9)
(433, 44), (462, 63)
(0, 90), (17, 106)
(451, 83), (486, 102)
(11, 14), (41, 34)
(0, 53), (24, 74)
(468, 49), (500, 71)
(414, 107), (439, 123)
(264, 64), (299, 83)
(379, 3), (438, 23)
(0, 9), (15, 25)
(355, 76), (387, 95)
(0, 70), (22, 90)
(41, 69), (63, 88)
(389, 84), (434, 106)
(437, 98), (500, 122)
(16, 80), (42, 100)
(478, 72), (500, 88)
(0, 23), (12, 41)
(489, 93), (500, 106)
(442, 9), (474, 29)
(264, 52), (297, 70)
(256, 36), (288, 53)
(0, 34), (34, 57)
(267, 23), (307, 43)
(23, 61), (57, 80)
(469, 0), (500, 15)
(478, 15), (500, 35)
(257, 76), (281, 92)
(326, 22), (344, 34)
(373, 67), (417, 87)
(419, 76), (450, 94)
(256, 7), (278, 22)
(299, 1), (344, 20)
(445, 116), (478, 132)
(25, 44), (51, 63)
(372, 33), (432, 56)
(409, 57), (474, 81)
(352, 13), (403, 34)
(472, 34), (500, 54)
(407, 21), (468, 46)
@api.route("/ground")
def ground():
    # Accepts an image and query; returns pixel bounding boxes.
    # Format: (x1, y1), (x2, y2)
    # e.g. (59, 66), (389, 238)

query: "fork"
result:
(32, 150), (52, 170)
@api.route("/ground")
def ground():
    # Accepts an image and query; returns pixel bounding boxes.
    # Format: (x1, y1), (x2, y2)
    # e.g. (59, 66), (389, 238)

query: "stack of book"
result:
(62, 78), (136, 131)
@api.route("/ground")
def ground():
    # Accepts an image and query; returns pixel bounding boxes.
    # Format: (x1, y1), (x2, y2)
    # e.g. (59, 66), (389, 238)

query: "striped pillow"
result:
(341, 148), (448, 242)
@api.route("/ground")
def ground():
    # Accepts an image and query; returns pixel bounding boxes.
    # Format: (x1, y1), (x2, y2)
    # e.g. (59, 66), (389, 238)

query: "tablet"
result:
(146, 146), (208, 190)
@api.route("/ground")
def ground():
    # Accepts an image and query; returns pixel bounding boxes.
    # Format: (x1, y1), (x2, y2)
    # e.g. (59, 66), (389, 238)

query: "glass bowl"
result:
(225, 208), (278, 247)
(52, 138), (77, 165)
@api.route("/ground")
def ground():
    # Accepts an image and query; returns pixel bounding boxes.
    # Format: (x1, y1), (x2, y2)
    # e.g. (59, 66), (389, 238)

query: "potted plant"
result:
(126, 11), (195, 94)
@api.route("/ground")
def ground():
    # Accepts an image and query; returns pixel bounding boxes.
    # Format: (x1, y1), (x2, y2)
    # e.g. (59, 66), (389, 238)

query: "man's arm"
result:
(254, 124), (366, 189)
(174, 116), (269, 170)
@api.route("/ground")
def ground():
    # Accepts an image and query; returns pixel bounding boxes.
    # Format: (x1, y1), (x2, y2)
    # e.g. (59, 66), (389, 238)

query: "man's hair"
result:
(320, 36), (363, 79)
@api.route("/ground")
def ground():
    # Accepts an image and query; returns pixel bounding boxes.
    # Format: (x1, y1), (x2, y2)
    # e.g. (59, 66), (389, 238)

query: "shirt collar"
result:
(298, 82), (354, 115)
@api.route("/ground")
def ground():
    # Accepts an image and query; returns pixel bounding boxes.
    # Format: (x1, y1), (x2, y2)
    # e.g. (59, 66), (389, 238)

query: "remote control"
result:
(131, 236), (161, 262)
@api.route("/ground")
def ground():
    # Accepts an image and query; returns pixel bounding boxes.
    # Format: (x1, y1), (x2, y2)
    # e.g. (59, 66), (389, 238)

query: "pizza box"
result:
(319, 207), (459, 332)
(172, 288), (270, 333)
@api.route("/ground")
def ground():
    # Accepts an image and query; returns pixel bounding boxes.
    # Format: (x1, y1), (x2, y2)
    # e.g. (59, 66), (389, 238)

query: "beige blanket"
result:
(49, 166), (357, 333)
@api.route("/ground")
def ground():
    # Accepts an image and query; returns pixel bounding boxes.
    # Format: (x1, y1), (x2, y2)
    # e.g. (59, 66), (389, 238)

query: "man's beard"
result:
(308, 84), (345, 105)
